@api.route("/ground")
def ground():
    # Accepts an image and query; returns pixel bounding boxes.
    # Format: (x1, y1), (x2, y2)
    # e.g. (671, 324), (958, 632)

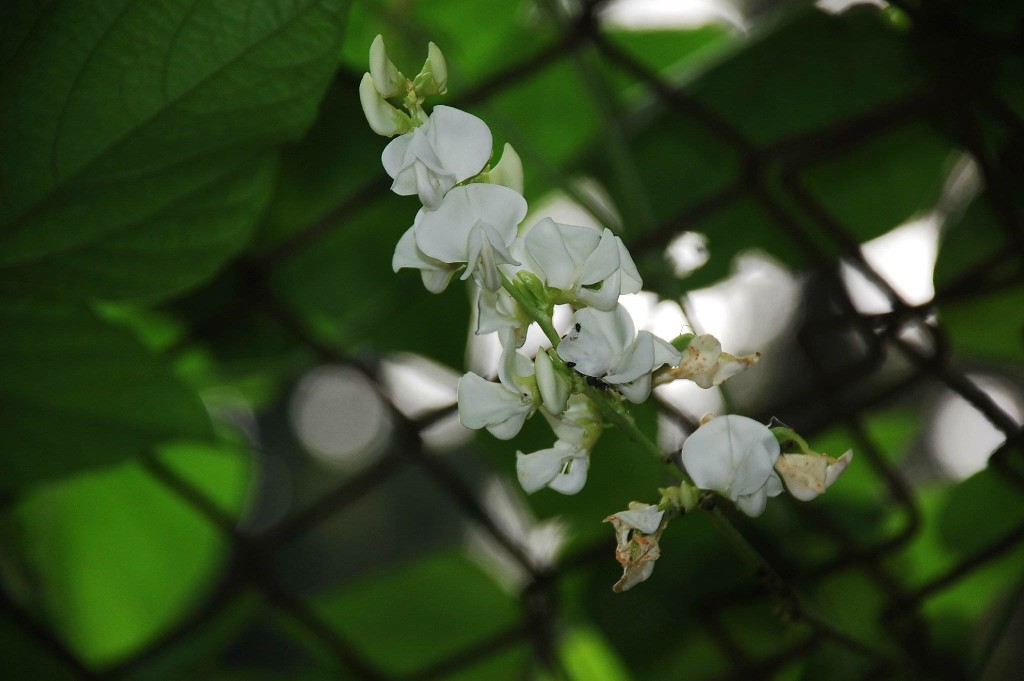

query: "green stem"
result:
(500, 274), (560, 347)
(582, 384), (687, 483)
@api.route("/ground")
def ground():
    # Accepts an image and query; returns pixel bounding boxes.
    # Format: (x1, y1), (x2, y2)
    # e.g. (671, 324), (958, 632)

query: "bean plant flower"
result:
(362, 34), (851, 592)
(682, 415), (783, 517)
(519, 218), (642, 311)
(557, 305), (681, 403)
(458, 348), (538, 440)
(394, 183), (528, 292)
(382, 105), (493, 209)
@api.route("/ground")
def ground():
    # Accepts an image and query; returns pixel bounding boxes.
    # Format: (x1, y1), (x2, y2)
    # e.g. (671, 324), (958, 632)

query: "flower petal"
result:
(516, 446), (569, 494)
(457, 372), (532, 439)
(547, 451), (589, 495)
(415, 184), (527, 264)
(557, 306), (635, 378)
(428, 106), (493, 185)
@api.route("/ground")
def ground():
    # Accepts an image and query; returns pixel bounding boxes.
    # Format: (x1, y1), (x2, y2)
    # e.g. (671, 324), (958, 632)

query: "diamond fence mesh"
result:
(3, 1), (1023, 680)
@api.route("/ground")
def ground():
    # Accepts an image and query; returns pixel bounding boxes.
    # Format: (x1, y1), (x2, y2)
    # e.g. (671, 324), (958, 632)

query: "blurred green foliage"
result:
(1, 0), (1023, 680)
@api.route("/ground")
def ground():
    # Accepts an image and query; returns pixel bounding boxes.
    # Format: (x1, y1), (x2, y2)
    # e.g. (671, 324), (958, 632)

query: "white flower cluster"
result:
(361, 36), (852, 590)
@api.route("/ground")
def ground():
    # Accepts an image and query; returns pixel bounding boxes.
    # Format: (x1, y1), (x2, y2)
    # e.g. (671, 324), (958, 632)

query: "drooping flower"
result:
(605, 503), (666, 592)
(516, 442), (590, 495)
(458, 347), (537, 440)
(412, 183), (528, 291)
(681, 415), (783, 517)
(520, 218), (642, 311)
(655, 334), (760, 389)
(774, 450), (853, 501)
(557, 305), (680, 403)
(517, 395), (601, 496)
(382, 105), (493, 209)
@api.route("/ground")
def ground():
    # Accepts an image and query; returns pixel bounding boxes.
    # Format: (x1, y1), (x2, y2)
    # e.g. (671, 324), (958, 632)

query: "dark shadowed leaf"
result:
(0, 0), (348, 301)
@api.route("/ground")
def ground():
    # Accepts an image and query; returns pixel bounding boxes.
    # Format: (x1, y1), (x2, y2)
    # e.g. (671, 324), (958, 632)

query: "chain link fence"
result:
(3, 1), (1023, 679)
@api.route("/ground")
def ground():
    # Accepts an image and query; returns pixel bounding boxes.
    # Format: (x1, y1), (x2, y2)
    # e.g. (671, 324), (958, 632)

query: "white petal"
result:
(428, 106), (493, 184)
(616, 237), (643, 294)
(369, 35), (403, 98)
(653, 335), (683, 369)
(616, 374), (652, 404)
(381, 133), (417, 194)
(360, 73), (409, 137)
(415, 184), (527, 264)
(525, 219), (597, 292)
(392, 224), (457, 293)
(605, 332), (655, 384)
(682, 415), (779, 497)
(735, 486), (769, 517)
(516, 446), (568, 494)
(556, 306), (635, 378)
(766, 471), (785, 497)
(457, 372), (532, 439)
(489, 143), (523, 193)
(464, 222), (520, 291)
(497, 344), (534, 393)
(547, 452), (589, 495)
(486, 411), (531, 440)
(580, 229), (622, 286)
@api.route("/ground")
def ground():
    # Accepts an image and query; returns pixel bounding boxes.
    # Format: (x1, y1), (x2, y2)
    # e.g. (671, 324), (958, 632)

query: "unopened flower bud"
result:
(414, 41), (448, 96)
(488, 143), (524, 194)
(359, 73), (412, 137)
(369, 34), (404, 98)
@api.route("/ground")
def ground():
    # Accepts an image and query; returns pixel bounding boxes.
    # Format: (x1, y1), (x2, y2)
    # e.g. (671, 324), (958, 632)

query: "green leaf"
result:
(8, 442), (249, 665)
(0, 299), (212, 489)
(0, 0), (348, 301)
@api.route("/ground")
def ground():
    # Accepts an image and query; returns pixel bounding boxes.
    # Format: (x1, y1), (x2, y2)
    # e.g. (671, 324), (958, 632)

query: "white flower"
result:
(391, 224), (459, 293)
(413, 183), (528, 291)
(516, 442), (590, 495)
(605, 503), (666, 592)
(557, 305), (680, 403)
(775, 450), (853, 501)
(476, 287), (528, 348)
(521, 218), (641, 311)
(382, 105), (493, 209)
(681, 415), (783, 517)
(656, 334), (759, 389)
(457, 348), (537, 440)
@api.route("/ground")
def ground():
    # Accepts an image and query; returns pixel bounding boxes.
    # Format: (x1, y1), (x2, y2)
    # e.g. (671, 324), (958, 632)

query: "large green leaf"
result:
(0, 0), (348, 301)
(8, 442), (249, 665)
(0, 299), (212, 489)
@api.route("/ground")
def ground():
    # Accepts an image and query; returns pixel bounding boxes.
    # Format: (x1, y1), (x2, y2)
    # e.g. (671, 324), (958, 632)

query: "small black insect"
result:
(586, 375), (609, 391)
(565, 361), (576, 368)
(574, 322), (581, 332)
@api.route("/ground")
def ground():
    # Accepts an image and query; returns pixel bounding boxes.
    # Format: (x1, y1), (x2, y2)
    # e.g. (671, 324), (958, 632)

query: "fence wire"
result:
(3, 1), (1023, 680)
